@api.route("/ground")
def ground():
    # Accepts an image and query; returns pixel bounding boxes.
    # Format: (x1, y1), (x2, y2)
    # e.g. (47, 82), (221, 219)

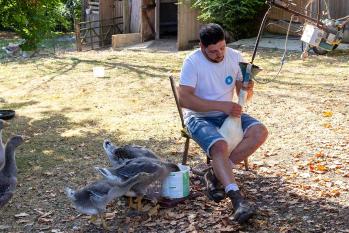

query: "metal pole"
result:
(251, 5), (272, 64)
(317, 0), (321, 27)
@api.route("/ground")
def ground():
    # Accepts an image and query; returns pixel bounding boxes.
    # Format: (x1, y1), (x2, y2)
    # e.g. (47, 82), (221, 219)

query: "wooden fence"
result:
(75, 17), (123, 51)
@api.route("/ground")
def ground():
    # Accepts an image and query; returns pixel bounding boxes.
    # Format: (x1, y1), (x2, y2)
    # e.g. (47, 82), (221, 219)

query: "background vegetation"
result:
(192, 0), (267, 40)
(0, 0), (80, 51)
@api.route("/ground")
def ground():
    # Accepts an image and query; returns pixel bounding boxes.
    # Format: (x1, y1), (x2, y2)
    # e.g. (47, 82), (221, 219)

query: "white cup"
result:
(93, 66), (105, 78)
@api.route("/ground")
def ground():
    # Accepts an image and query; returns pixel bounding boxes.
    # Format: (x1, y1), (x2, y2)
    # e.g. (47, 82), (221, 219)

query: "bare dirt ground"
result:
(0, 42), (348, 233)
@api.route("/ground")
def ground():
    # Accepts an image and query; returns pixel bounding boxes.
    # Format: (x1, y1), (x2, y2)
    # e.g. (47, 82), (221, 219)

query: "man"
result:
(178, 23), (268, 224)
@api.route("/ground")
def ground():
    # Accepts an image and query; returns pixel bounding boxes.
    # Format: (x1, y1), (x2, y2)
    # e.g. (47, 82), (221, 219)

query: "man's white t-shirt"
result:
(179, 47), (246, 119)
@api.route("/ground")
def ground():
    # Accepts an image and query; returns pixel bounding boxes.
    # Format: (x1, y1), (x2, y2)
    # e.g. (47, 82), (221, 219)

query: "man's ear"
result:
(199, 42), (204, 50)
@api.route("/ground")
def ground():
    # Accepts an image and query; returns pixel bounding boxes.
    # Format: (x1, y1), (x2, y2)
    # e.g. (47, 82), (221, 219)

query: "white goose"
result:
(218, 63), (253, 155)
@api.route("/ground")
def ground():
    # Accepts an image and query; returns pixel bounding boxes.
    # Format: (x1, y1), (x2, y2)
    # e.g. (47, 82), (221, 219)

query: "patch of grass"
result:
(0, 45), (348, 232)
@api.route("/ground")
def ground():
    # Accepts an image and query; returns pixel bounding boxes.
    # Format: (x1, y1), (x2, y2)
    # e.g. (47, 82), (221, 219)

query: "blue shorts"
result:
(185, 113), (262, 157)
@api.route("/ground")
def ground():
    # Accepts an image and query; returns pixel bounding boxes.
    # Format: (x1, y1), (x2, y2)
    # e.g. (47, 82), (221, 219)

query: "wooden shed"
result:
(126, 0), (202, 50)
(80, 0), (202, 50)
(266, 0), (306, 36)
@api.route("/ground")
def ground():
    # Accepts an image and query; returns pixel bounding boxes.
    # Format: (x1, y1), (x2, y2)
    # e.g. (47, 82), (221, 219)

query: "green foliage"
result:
(0, 0), (67, 51)
(61, 0), (82, 30)
(192, 0), (267, 40)
(62, 0), (81, 19)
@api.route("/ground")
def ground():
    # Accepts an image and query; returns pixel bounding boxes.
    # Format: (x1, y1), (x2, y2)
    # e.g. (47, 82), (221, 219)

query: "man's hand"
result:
(221, 102), (242, 117)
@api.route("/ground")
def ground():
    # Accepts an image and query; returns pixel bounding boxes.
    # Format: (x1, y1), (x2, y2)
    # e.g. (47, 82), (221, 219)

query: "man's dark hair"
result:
(199, 23), (225, 47)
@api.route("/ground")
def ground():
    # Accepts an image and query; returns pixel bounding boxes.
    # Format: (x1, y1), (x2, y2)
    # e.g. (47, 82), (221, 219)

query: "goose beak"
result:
(0, 120), (9, 127)
(103, 139), (111, 146)
(64, 187), (76, 200)
(103, 140), (109, 152)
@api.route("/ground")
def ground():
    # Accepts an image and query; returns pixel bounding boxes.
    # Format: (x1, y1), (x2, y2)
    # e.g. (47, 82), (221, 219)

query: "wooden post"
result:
(101, 24), (104, 47)
(90, 20), (94, 50)
(81, 0), (88, 22)
(75, 20), (82, 51)
(123, 0), (130, 33)
(155, 0), (160, 39)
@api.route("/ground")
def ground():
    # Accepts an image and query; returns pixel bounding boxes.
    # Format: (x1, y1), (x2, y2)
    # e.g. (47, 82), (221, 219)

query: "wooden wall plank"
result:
(177, 0), (202, 50)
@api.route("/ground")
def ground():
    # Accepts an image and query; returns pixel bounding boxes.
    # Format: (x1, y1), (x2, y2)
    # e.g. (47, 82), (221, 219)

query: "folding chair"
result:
(169, 75), (249, 172)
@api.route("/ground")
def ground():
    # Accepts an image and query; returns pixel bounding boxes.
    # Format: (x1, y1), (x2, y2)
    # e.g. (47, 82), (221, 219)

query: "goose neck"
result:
(3, 143), (17, 176)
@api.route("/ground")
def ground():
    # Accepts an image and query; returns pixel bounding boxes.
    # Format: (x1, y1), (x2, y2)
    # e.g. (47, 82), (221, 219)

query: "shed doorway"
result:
(159, 0), (178, 38)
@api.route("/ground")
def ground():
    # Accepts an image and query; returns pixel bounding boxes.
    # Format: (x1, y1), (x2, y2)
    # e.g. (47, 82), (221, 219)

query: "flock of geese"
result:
(0, 118), (179, 230)
(66, 139), (180, 229)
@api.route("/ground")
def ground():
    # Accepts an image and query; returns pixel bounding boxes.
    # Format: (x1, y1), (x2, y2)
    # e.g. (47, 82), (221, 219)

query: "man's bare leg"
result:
(229, 124), (268, 164)
(208, 125), (268, 224)
(209, 140), (255, 223)
(210, 140), (236, 186)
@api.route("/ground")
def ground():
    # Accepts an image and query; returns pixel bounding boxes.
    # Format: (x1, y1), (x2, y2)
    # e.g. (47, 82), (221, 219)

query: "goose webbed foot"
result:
(127, 196), (144, 211)
(100, 214), (109, 230)
(136, 196), (143, 211)
(89, 215), (97, 223)
(128, 196), (135, 209)
(147, 203), (160, 217)
(89, 214), (108, 230)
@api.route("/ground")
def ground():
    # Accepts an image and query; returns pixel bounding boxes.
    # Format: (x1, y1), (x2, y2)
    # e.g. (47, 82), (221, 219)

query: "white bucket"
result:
(161, 164), (190, 199)
(93, 66), (105, 78)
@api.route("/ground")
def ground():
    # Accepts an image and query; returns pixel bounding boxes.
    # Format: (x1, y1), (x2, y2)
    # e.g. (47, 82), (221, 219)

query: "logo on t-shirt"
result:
(225, 75), (233, 85)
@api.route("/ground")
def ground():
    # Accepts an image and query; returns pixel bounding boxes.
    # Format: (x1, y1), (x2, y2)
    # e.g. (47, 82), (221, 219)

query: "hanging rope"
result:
(252, 14), (295, 84)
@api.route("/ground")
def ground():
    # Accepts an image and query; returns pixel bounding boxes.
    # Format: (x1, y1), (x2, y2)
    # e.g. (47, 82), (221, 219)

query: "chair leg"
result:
(182, 137), (190, 165)
(244, 158), (249, 171)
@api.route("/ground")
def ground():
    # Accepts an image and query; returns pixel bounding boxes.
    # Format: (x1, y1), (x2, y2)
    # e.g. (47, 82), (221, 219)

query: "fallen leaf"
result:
(330, 189), (340, 197)
(322, 111), (333, 117)
(38, 217), (53, 224)
(314, 151), (324, 158)
(105, 211), (116, 220)
(39, 211), (53, 219)
(309, 164), (314, 172)
(43, 172), (54, 176)
(15, 213), (29, 218)
(16, 219), (30, 224)
(322, 123), (332, 128)
(0, 225), (10, 230)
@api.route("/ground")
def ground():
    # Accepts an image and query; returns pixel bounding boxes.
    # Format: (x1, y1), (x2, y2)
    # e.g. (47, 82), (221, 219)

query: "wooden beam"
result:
(155, 0), (160, 39)
(123, 0), (130, 33)
(75, 21), (82, 51)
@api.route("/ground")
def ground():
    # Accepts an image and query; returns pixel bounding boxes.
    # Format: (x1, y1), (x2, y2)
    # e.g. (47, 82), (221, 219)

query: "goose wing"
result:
(112, 158), (162, 179)
(121, 145), (159, 160)
(103, 140), (159, 166)
(72, 180), (111, 213)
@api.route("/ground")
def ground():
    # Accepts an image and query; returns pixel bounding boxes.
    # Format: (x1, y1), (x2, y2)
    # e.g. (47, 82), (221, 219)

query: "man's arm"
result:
(178, 85), (242, 117)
